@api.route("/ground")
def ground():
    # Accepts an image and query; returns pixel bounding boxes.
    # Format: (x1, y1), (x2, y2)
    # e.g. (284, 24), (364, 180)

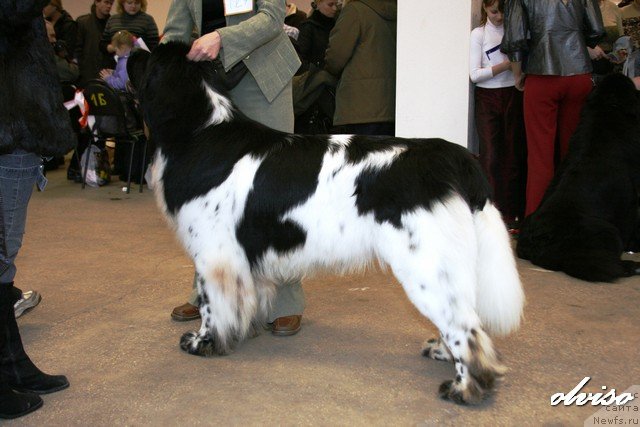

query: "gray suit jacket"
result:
(163, 0), (300, 102)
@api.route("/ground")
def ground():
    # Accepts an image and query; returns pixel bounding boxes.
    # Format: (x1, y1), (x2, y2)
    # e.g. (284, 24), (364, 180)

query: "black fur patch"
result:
(350, 136), (491, 227)
(236, 135), (329, 267)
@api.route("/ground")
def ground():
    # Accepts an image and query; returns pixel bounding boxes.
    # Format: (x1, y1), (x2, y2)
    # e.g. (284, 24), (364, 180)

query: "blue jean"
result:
(0, 150), (46, 284)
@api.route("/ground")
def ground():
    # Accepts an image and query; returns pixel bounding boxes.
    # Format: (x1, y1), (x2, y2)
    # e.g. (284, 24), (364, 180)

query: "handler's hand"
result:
(588, 45), (606, 60)
(515, 73), (525, 91)
(187, 31), (222, 62)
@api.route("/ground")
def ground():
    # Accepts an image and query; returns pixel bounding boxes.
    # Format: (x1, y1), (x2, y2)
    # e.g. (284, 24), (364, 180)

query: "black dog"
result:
(517, 73), (640, 282)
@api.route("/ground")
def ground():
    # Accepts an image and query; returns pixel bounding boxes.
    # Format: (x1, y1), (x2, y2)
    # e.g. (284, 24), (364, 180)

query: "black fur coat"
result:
(0, 0), (75, 156)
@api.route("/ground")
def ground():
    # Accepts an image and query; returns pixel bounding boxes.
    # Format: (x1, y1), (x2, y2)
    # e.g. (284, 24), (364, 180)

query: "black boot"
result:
(0, 284), (43, 419)
(0, 283), (69, 395)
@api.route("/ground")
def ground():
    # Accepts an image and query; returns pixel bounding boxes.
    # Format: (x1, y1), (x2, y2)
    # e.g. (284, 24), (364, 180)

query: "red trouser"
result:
(474, 86), (527, 223)
(523, 73), (593, 216)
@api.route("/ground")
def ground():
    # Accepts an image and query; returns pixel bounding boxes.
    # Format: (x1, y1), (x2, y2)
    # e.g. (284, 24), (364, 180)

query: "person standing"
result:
(502, 0), (605, 216)
(324, 0), (397, 136)
(297, 0), (338, 72)
(99, 0), (159, 56)
(43, 0), (77, 54)
(75, 0), (115, 86)
(0, 0), (74, 419)
(162, 0), (305, 336)
(100, 0), (157, 177)
(470, 0), (526, 230)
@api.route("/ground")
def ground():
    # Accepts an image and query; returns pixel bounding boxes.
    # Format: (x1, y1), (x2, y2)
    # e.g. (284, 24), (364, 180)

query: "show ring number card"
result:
(224, 0), (253, 15)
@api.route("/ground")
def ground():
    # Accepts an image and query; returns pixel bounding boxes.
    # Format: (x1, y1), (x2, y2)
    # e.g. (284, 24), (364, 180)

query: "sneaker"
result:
(14, 291), (42, 319)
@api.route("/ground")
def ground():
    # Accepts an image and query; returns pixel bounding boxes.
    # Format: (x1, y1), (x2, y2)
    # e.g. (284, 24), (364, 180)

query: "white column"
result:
(396, 0), (474, 147)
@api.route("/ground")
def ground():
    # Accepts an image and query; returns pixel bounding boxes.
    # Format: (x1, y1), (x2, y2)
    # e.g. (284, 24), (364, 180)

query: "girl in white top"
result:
(469, 0), (526, 230)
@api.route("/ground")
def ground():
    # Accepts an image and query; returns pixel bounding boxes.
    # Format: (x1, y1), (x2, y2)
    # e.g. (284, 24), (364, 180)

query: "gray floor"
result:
(4, 166), (639, 426)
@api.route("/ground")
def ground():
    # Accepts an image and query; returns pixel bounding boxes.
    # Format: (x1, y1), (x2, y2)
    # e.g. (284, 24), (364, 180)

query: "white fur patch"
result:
(328, 134), (353, 149)
(174, 154), (263, 263)
(203, 81), (234, 126)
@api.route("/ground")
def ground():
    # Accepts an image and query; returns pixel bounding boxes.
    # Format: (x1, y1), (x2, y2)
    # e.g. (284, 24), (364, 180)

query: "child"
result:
(469, 0), (526, 231)
(99, 30), (134, 90)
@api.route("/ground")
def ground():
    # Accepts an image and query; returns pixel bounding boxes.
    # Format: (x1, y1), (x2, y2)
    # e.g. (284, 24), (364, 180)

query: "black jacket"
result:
(75, 8), (112, 86)
(297, 10), (335, 72)
(502, 0), (605, 75)
(53, 9), (77, 54)
(0, 0), (76, 156)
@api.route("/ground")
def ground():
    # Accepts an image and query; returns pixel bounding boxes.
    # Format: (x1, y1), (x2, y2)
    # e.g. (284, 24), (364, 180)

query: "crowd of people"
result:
(2, 0), (639, 419)
(471, 0), (640, 231)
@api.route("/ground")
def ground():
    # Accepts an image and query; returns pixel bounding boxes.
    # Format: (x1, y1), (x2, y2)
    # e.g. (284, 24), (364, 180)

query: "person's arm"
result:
(501, 0), (528, 64)
(103, 59), (128, 90)
(616, 7), (624, 37)
(324, 2), (359, 76)
(469, 27), (509, 83)
(189, 0), (287, 66)
(584, 0), (606, 48)
(501, 0), (528, 89)
(74, 18), (86, 65)
(588, 45), (606, 59)
(511, 61), (525, 91)
(296, 22), (313, 61)
(59, 17), (77, 57)
(55, 55), (79, 82)
(161, 0), (196, 44)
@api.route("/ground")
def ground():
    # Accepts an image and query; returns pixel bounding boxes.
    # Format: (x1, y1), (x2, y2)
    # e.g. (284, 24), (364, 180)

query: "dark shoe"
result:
(270, 315), (302, 336)
(171, 303), (200, 321)
(0, 382), (43, 419)
(0, 284), (69, 395)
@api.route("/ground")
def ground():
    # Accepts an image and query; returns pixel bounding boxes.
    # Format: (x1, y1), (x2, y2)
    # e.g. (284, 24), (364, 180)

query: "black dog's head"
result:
(565, 73), (640, 167)
(127, 42), (233, 139)
(586, 73), (640, 120)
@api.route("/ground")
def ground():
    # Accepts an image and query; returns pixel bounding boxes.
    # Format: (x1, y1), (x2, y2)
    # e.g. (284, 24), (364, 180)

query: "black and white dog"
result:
(129, 43), (524, 405)
(517, 73), (640, 282)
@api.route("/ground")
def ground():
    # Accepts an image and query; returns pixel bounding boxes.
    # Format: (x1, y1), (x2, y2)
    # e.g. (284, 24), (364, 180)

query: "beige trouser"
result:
(186, 72), (304, 321)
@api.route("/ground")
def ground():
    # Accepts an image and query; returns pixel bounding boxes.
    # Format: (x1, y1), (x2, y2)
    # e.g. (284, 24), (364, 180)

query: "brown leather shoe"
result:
(270, 315), (302, 336)
(171, 302), (200, 321)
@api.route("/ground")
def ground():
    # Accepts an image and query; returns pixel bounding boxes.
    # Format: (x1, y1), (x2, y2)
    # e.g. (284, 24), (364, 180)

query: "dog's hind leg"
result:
(180, 262), (258, 356)
(393, 261), (505, 404)
(378, 200), (506, 404)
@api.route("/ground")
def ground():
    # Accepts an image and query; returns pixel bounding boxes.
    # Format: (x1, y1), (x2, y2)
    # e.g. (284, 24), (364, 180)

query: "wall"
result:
(396, 0), (473, 147)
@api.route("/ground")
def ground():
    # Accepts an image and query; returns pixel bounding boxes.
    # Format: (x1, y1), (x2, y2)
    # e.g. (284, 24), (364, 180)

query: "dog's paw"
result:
(421, 338), (453, 362)
(438, 379), (484, 405)
(180, 331), (217, 357)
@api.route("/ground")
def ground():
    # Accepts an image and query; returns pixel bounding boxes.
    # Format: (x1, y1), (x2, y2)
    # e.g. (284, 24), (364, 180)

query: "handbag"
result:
(212, 57), (249, 90)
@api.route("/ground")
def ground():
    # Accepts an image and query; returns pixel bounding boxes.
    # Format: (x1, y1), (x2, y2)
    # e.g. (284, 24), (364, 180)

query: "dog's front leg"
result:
(180, 265), (257, 356)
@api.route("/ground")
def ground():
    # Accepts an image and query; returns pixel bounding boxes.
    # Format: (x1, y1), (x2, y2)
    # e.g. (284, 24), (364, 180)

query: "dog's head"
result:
(127, 42), (233, 138)
(587, 73), (640, 120)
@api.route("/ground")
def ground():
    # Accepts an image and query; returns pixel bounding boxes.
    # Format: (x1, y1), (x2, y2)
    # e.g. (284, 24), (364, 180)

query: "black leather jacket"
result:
(502, 0), (605, 76)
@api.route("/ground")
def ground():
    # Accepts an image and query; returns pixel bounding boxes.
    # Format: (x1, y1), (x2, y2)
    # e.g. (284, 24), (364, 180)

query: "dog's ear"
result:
(127, 48), (151, 93)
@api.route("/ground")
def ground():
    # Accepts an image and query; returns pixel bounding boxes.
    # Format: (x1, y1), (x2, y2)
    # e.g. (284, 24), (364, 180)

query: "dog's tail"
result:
(473, 202), (525, 337)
